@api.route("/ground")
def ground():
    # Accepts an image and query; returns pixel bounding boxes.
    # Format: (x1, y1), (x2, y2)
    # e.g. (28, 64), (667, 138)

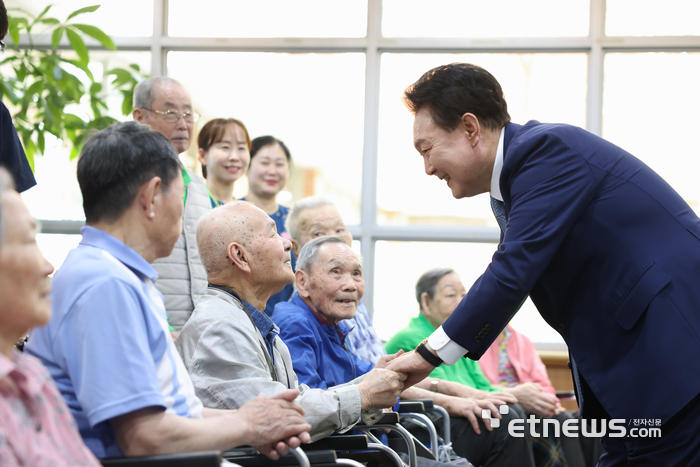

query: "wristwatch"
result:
(415, 338), (444, 367)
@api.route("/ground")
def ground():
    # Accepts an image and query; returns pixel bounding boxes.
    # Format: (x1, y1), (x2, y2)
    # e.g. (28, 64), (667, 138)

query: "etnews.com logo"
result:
(482, 405), (662, 438)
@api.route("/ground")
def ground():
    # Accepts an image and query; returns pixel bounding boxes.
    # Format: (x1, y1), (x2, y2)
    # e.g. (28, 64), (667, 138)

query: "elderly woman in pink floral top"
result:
(0, 168), (100, 467)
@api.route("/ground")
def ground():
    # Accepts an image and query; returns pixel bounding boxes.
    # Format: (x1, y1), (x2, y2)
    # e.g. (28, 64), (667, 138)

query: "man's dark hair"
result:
(250, 135), (292, 167)
(1, 0), (9, 39)
(77, 121), (182, 224)
(403, 63), (511, 132)
(415, 267), (455, 313)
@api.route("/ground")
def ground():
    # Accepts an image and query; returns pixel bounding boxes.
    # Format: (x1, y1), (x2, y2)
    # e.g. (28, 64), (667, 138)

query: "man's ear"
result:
(460, 113), (481, 147)
(295, 269), (310, 298)
(133, 107), (147, 123)
(291, 239), (301, 258)
(138, 176), (161, 220)
(420, 292), (432, 316)
(227, 242), (251, 273)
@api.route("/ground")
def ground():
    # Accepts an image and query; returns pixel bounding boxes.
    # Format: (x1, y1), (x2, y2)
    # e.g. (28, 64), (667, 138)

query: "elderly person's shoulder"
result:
(271, 294), (317, 330)
(177, 287), (251, 357)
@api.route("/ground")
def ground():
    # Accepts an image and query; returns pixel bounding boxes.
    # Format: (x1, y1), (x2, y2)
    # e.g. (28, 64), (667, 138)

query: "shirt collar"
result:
(490, 127), (506, 202)
(79, 226), (159, 281)
(210, 284), (279, 341)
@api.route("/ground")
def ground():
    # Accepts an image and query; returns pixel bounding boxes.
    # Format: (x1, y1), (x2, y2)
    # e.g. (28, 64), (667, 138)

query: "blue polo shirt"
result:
(26, 226), (203, 458)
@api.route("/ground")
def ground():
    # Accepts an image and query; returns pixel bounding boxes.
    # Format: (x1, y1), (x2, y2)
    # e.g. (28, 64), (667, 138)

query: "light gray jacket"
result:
(153, 172), (210, 330)
(176, 287), (381, 441)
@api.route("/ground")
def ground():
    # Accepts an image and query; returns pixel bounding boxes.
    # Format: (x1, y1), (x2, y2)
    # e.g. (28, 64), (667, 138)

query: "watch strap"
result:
(416, 340), (443, 367)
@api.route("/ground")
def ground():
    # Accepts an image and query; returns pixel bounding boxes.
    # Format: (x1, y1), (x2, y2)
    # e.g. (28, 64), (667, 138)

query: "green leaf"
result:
(71, 23), (116, 50)
(33, 5), (53, 25)
(58, 57), (95, 81)
(66, 5), (100, 21)
(52, 64), (64, 80)
(38, 18), (61, 25)
(8, 17), (23, 46)
(22, 135), (37, 170)
(121, 88), (134, 115)
(65, 28), (89, 65)
(37, 130), (46, 156)
(51, 26), (64, 49)
(130, 63), (141, 72)
(90, 82), (102, 94)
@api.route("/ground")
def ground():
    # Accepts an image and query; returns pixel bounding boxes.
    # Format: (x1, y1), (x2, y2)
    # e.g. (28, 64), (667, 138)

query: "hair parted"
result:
(415, 267), (456, 313)
(250, 135), (292, 166)
(198, 118), (251, 179)
(403, 63), (510, 132)
(77, 121), (182, 224)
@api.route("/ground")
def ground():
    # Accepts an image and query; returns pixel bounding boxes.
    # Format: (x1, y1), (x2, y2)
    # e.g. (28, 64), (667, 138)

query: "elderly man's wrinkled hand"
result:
(237, 390), (311, 459)
(375, 350), (404, 369)
(358, 368), (407, 410)
(384, 350), (434, 390)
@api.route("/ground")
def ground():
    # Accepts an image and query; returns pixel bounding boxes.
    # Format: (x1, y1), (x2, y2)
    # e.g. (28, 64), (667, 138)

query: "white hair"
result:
(285, 196), (336, 242)
(296, 235), (362, 273)
(133, 76), (183, 109)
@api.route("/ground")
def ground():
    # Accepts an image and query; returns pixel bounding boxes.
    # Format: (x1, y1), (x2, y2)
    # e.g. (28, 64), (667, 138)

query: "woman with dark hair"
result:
(197, 118), (251, 207)
(242, 136), (293, 315)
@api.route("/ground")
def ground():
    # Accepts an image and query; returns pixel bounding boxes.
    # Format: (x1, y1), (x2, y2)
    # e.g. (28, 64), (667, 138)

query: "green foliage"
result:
(1, 4), (148, 168)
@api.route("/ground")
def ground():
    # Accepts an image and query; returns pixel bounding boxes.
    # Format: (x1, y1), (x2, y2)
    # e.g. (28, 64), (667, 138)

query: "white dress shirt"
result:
(427, 127), (506, 365)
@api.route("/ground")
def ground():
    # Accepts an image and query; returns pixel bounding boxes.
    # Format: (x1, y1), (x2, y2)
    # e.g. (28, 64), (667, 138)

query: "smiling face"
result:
(199, 123), (250, 185)
(293, 205), (353, 257)
(247, 143), (290, 199)
(298, 242), (365, 325)
(421, 272), (467, 328)
(413, 106), (493, 199)
(0, 191), (55, 337)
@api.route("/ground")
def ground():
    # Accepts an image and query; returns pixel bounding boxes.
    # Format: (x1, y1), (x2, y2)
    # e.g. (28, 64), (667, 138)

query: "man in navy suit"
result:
(387, 63), (700, 466)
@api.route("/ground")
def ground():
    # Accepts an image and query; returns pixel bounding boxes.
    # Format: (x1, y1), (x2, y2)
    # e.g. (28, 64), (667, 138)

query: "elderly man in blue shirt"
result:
(26, 121), (311, 460)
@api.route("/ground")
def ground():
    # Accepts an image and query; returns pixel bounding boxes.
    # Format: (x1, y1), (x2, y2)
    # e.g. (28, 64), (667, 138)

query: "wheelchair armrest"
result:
(224, 449), (337, 466)
(355, 411), (399, 427)
(100, 451), (222, 467)
(305, 435), (369, 451)
(398, 399), (435, 413)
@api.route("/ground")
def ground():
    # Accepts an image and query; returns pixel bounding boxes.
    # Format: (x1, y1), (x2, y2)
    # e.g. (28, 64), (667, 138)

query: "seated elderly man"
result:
(274, 236), (535, 467)
(176, 202), (405, 441)
(26, 122), (311, 460)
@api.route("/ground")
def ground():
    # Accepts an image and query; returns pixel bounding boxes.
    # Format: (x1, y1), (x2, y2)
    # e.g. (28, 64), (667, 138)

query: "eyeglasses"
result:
(0, 40), (6, 52)
(141, 107), (200, 124)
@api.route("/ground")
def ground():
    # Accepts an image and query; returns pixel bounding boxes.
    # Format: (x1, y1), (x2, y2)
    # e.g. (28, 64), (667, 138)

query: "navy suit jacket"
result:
(443, 121), (700, 422)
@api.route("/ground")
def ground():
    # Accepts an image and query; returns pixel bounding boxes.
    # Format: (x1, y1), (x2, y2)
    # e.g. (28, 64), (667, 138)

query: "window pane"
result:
(606, 0), (700, 37)
(373, 241), (564, 344)
(377, 53), (587, 226)
(7, 0), (153, 37)
(20, 51), (152, 221)
(382, 0), (589, 38)
(168, 0), (367, 38)
(603, 52), (700, 213)
(168, 52), (365, 224)
(36, 234), (82, 275)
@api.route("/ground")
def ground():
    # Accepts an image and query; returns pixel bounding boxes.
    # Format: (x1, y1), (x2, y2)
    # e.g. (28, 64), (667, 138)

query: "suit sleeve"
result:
(443, 130), (598, 357)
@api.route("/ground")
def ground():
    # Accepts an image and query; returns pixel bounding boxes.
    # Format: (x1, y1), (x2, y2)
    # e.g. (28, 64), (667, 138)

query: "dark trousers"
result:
(409, 403), (536, 467)
(598, 391), (700, 467)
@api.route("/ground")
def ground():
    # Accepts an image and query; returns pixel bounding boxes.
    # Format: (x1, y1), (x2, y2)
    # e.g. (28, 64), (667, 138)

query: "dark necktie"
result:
(490, 197), (507, 234)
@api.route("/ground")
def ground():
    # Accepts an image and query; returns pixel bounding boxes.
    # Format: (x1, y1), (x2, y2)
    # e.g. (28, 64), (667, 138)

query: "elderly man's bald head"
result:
(197, 202), (294, 293)
(197, 202), (259, 276)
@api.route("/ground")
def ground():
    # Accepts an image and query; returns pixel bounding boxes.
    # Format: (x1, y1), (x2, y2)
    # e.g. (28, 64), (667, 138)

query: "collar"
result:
(290, 292), (351, 336)
(209, 284), (279, 338)
(489, 127), (506, 202)
(79, 226), (158, 281)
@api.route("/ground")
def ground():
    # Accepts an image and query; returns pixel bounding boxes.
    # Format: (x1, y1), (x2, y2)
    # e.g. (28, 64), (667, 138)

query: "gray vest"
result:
(153, 172), (210, 330)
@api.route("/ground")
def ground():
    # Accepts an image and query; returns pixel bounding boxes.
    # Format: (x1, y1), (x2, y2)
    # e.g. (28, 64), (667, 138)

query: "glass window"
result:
(373, 240), (564, 344)
(168, 51), (366, 224)
(377, 53), (587, 226)
(6, 0), (154, 37)
(606, 0), (700, 37)
(36, 234), (82, 276)
(20, 51), (152, 221)
(168, 0), (368, 38)
(382, 0), (589, 38)
(603, 52), (700, 213)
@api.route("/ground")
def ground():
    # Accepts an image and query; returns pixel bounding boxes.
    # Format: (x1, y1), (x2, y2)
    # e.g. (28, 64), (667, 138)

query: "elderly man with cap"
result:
(177, 201), (407, 441)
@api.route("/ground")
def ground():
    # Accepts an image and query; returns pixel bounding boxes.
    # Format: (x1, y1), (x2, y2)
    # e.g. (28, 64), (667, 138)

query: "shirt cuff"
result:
(427, 326), (468, 365)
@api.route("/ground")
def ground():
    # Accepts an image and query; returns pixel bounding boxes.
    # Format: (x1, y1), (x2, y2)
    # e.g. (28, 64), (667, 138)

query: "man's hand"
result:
(375, 350), (403, 369)
(357, 368), (407, 410)
(385, 350), (434, 389)
(504, 383), (557, 417)
(239, 390), (312, 459)
(477, 390), (518, 405)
